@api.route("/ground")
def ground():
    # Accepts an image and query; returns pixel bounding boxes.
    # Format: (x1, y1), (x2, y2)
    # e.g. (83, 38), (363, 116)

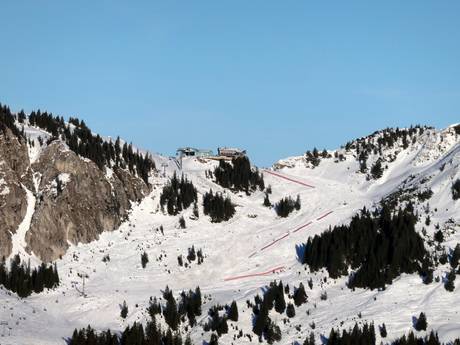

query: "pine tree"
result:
(303, 333), (315, 345)
(120, 301), (129, 319)
(263, 193), (271, 207)
(370, 159), (383, 179)
(213, 156), (264, 193)
(187, 246), (196, 262)
(179, 216), (186, 229)
(275, 196), (298, 217)
(302, 205), (428, 290)
(434, 230), (444, 243)
(452, 179), (460, 200)
(286, 303), (295, 318)
(274, 281), (286, 314)
(295, 194), (301, 210)
(228, 301), (238, 322)
(160, 172), (197, 216)
(293, 282), (307, 306)
(203, 190), (236, 222)
(253, 303), (269, 337)
(208, 333), (219, 345)
(380, 323), (387, 338)
(445, 270), (456, 292)
(163, 287), (180, 330)
(451, 244), (460, 269)
(265, 320), (282, 344)
(141, 252), (149, 268)
(414, 312), (427, 331)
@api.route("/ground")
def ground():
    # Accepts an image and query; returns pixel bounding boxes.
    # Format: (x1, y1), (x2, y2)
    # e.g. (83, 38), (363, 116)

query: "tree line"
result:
(318, 322), (459, 345)
(305, 148), (330, 167)
(213, 156), (264, 194)
(275, 195), (301, 217)
(346, 126), (426, 176)
(300, 204), (430, 290)
(69, 319), (194, 345)
(69, 286), (201, 345)
(203, 190), (236, 222)
(0, 255), (60, 298)
(250, 280), (306, 343)
(0, 103), (23, 139)
(160, 172), (197, 215)
(5, 106), (156, 183)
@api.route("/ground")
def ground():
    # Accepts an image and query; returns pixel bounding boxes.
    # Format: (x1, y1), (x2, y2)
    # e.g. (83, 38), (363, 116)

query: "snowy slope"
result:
(0, 125), (459, 345)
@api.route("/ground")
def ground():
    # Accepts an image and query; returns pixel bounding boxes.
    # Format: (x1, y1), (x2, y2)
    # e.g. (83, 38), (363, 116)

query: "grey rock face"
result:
(26, 141), (149, 261)
(0, 132), (150, 262)
(0, 128), (32, 258)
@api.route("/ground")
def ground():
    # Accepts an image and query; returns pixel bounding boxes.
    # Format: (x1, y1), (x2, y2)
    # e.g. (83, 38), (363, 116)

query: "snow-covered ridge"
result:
(0, 122), (458, 344)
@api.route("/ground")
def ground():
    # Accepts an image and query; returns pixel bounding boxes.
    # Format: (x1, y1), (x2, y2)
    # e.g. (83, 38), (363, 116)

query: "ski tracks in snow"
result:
(224, 170), (334, 281)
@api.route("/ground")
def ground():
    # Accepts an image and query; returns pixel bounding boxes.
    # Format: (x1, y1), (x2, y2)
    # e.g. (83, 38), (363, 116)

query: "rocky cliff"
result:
(0, 126), (151, 262)
(0, 127), (32, 259)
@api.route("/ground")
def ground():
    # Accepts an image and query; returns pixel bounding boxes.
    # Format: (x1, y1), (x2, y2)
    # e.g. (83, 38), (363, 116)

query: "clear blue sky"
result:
(1, 1), (459, 166)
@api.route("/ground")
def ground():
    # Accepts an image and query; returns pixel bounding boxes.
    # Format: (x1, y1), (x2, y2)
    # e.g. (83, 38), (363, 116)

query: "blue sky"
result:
(1, 1), (459, 166)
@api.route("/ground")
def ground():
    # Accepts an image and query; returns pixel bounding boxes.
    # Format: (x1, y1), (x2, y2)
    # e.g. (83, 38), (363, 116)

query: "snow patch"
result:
(9, 185), (40, 266)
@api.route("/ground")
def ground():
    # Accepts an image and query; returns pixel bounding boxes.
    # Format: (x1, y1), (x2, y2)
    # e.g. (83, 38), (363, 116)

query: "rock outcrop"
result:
(0, 127), (32, 259)
(25, 141), (150, 261)
(0, 126), (150, 262)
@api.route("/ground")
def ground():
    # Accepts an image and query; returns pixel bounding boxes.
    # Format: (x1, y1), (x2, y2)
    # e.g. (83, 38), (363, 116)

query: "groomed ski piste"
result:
(0, 124), (459, 345)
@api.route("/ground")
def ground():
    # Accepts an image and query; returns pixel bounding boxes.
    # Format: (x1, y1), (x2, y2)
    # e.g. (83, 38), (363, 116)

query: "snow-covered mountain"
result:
(0, 106), (459, 345)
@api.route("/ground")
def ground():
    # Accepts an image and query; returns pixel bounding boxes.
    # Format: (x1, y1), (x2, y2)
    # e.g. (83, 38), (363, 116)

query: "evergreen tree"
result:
(227, 301), (238, 322)
(193, 286), (202, 316)
(452, 179), (460, 200)
(141, 252), (149, 268)
(0, 255), (59, 298)
(286, 303), (295, 318)
(148, 298), (161, 318)
(380, 323), (387, 338)
(445, 270), (456, 292)
(160, 172), (198, 216)
(213, 156), (264, 193)
(293, 282), (307, 306)
(274, 281), (286, 314)
(450, 244), (460, 269)
(163, 287), (180, 331)
(305, 148), (321, 166)
(208, 333), (219, 345)
(301, 205), (429, 290)
(303, 333), (315, 345)
(187, 246), (196, 262)
(434, 230), (444, 243)
(263, 193), (271, 207)
(275, 196), (299, 217)
(120, 301), (129, 319)
(264, 320), (282, 344)
(295, 194), (301, 210)
(202, 190), (236, 222)
(414, 312), (427, 331)
(370, 159), (383, 179)
(179, 216), (186, 229)
(253, 303), (269, 337)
